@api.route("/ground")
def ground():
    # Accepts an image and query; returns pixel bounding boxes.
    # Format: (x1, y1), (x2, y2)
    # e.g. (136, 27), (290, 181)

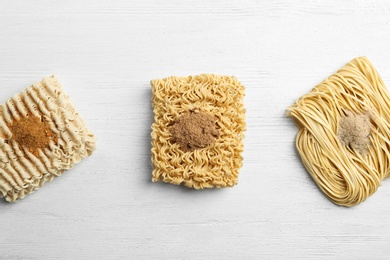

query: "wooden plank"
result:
(1, 0), (390, 259)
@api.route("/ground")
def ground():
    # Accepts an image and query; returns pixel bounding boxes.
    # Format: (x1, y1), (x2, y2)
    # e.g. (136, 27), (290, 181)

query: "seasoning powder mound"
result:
(170, 111), (220, 152)
(338, 110), (371, 154)
(8, 115), (57, 156)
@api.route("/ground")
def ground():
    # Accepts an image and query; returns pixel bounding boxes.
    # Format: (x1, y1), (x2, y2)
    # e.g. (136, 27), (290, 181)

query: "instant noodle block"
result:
(151, 74), (246, 189)
(288, 57), (390, 207)
(0, 76), (96, 202)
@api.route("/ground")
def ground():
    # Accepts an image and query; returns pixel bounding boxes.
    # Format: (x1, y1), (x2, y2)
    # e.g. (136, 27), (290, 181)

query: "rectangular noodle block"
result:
(151, 74), (246, 189)
(0, 76), (96, 202)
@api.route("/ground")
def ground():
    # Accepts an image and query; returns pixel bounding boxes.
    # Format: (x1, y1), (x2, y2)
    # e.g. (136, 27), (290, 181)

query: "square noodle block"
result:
(0, 76), (96, 202)
(151, 74), (246, 189)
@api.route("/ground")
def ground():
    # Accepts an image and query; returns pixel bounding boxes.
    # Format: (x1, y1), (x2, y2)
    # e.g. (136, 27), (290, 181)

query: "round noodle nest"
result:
(287, 57), (390, 207)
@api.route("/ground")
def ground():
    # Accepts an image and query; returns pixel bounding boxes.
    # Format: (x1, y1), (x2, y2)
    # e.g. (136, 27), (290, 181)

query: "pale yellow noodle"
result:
(151, 74), (246, 189)
(0, 76), (96, 202)
(287, 57), (390, 207)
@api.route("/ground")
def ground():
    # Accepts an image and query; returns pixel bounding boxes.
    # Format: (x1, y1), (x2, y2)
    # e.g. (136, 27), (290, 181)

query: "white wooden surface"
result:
(1, 1), (390, 259)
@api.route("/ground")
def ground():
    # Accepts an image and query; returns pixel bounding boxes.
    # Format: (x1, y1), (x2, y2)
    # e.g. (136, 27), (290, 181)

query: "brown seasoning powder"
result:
(338, 110), (371, 154)
(170, 111), (220, 152)
(8, 115), (58, 156)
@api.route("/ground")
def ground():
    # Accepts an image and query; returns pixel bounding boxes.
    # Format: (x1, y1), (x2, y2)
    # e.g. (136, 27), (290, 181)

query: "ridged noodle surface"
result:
(0, 76), (96, 202)
(151, 74), (246, 189)
(287, 57), (390, 207)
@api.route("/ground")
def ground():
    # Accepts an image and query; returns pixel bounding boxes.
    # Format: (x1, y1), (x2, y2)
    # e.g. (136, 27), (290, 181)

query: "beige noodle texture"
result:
(287, 57), (390, 207)
(0, 76), (96, 202)
(151, 74), (246, 189)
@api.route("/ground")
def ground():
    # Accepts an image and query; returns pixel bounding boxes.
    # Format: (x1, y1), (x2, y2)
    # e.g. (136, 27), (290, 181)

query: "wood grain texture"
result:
(1, 0), (390, 259)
